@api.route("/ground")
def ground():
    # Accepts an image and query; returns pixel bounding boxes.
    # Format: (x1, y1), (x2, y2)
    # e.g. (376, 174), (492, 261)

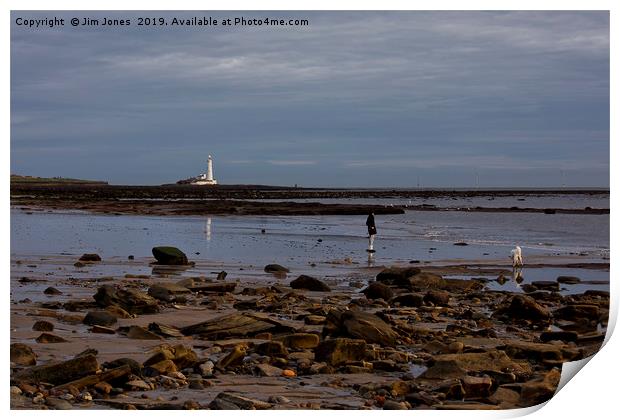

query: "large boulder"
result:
(152, 246), (189, 265)
(290, 275), (330, 292)
(362, 282), (394, 301)
(324, 309), (398, 346)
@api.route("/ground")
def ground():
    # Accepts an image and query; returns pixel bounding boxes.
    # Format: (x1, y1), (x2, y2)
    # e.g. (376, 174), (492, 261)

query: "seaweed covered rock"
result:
(152, 246), (188, 265)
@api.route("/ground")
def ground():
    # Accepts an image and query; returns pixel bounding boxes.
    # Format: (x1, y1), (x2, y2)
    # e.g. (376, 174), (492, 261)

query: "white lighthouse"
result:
(192, 155), (218, 185)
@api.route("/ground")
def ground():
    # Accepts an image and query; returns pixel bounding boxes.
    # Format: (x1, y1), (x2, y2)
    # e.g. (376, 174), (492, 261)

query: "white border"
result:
(3, 2), (616, 420)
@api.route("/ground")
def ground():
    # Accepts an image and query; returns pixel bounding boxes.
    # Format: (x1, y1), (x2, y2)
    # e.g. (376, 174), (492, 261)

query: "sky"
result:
(11, 11), (609, 187)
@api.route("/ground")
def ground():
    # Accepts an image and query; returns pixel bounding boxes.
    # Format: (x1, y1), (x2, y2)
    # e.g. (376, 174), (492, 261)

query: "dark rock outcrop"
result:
(152, 246), (188, 265)
(290, 275), (330, 292)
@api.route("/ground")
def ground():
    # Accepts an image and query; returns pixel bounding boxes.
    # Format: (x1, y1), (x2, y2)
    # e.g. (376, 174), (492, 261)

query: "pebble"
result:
(10, 386), (22, 395)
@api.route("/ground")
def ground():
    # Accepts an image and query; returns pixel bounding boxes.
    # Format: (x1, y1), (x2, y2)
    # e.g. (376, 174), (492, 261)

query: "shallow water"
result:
(11, 204), (609, 267)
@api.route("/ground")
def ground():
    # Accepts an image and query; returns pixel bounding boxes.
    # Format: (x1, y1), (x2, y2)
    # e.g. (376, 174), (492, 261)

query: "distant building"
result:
(192, 155), (218, 185)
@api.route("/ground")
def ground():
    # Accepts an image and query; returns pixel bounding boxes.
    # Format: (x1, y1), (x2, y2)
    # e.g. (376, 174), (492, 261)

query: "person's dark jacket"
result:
(366, 213), (377, 235)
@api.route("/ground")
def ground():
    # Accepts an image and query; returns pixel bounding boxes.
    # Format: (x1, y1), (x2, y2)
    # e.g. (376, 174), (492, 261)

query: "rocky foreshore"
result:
(10, 250), (608, 410)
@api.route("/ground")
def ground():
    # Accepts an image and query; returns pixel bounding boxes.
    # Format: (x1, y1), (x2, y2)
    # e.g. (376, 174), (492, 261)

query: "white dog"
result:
(511, 245), (523, 267)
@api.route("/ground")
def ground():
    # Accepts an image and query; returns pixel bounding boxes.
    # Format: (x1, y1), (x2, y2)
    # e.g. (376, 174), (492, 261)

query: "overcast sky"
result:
(11, 11), (609, 187)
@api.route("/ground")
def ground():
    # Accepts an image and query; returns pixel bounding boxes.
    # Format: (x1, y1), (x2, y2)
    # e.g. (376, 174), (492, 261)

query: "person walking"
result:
(366, 212), (377, 252)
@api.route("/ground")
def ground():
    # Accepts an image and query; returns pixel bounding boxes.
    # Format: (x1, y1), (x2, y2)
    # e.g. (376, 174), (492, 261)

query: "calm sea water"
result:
(11, 196), (609, 266)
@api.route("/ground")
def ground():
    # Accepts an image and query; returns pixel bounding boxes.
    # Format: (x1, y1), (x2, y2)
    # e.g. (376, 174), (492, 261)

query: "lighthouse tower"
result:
(192, 155), (218, 185)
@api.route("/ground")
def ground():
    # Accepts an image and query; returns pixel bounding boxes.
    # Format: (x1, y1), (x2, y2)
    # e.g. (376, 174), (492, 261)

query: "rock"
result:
(148, 283), (191, 302)
(448, 341), (464, 353)
(255, 363), (284, 377)
(128, 255), (134, 260)
(102, 358), (143, 376)
(264, 264), (290, 274)
(376, 267), (421, 286)
(503, 340), (565, 362)
(531, 281), (560, 291)
(44, 287), (63, 295)
(277, 333), (320, 349)
(557, 276), (581, 284)
(83, 310), (118, 327)
(419, 360), (467, 380)
(495, 295), (551, 322)
(187, 282), (237, 293)
(554, 304), (600, 321)
(152, 246), (189, 265)
(462, 375), (493, 398)
(255, 341), (288, 357)
(33, 320), (54, 331)
(126, 326), (162, 340)
(362, 282), (394, 301)
(46, 397), (73, 410)
(93, 285), (159, 315)
(390, 293), (424, 307)
(11, 343), (37, 366)
(432, 378), (465, 399)
(15, 354), (99, 385)
(143, 344), (198, 370)
(90, 325), (116, 334)
(195, 361), (213, 377)
(488, 386), (521, 408)
(453, 242), (468, 246)
(146, 360), (177, 376)
(126, 379), (153, 391)
(282, 369), (296, 377)
(431, 351), (531, 377)
(409, 272), (484, 293)
(290, 275), (330, 291)
(337, 310), (398, 346)
(180, 312), (295, 339)
(79, 253), (102, 262)
(10, 386), (22, 395)
(519, 368), (561, 406)
(209, 392), (272, 410)
(148, 322), (184, 338)
(305, 315), (327, 325)
(216, 344), (247, 370)
(540, 331), (578, 343)
(94, 381), (113, 394)
(104, 305), (132, 319)
(383, 400), (408, 410)
(36, 333), (68, 343)
(315, 338), (367, 365)
(424, 290), (450, 306)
